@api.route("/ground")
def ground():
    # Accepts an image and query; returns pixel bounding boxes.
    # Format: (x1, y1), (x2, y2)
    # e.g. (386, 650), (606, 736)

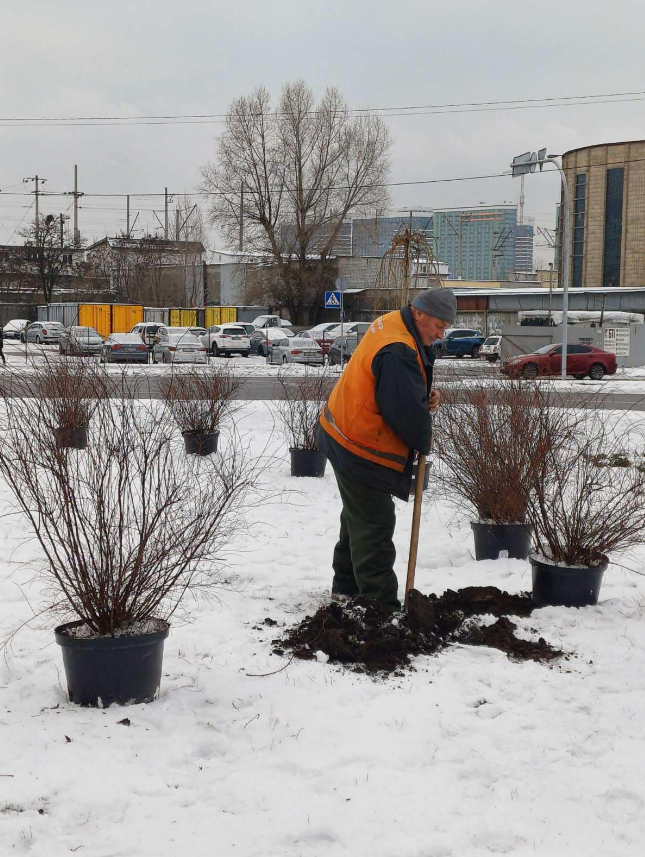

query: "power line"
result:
(2, 89), (644, 124)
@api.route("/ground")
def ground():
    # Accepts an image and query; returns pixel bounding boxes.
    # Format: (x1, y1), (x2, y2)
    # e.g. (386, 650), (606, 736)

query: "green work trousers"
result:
(331, 465), (400, 610)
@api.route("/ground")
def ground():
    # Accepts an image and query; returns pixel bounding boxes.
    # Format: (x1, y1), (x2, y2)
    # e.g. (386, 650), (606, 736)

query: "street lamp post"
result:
(510, 149), (570, 380)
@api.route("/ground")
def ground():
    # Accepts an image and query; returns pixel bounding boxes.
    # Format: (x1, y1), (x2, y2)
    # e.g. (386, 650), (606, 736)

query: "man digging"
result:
(317, 288), (457, 610)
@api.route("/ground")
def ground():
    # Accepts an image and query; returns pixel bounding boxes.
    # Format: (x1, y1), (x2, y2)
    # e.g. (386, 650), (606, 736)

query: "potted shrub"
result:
(0, 383), (258, 706)
(525, 410), (645, 607)
(10, 356), (108, 450)
(431, 381), (569, 561)
(160, 364), (244, 456)
(275, 367), (334, 477)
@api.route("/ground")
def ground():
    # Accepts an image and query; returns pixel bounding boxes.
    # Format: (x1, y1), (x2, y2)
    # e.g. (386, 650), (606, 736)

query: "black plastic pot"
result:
(410, 458), (430, 494)
(471, 521), (533, 561)
(530, 553), (608, 608)
(55, 619), (169, 707)
(183, 430), (219, 456)
(55, 425), (88, 450)
(290, 447), (327, 477)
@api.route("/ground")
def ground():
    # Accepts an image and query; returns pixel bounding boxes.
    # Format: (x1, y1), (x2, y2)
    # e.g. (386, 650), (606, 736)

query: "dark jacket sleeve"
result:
(372, 343), (431, 454)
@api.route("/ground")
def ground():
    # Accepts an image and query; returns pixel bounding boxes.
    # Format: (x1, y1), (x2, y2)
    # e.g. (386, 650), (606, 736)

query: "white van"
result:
(480, 335), (501, 362)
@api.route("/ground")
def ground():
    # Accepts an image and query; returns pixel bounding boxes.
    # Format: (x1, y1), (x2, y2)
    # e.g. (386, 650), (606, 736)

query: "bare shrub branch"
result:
(431, 380), (576, 524)
(525, 406), (645, 567)
(0, 389), (262, 636)
(275, 368), (335, 450)
(159, 363), (245, 434)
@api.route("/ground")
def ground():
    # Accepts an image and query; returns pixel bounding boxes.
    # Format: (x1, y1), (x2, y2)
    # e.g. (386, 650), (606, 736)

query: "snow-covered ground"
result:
(1, 402), (645, 856)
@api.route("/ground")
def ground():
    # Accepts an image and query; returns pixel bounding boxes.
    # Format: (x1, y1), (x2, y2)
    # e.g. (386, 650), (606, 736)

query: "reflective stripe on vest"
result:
(322, 404), (408, 466)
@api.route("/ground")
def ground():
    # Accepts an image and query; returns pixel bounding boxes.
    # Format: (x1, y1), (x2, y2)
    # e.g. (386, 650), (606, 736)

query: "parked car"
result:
(236, 322), (256, 335)
(479, 335), (502, 362)
(101, 333), (149, 364)
(328, 335), (359, 366)
(59, 326), (104, 356)
(131, 322), (167, 349)
(502, 344), (617, 380)
(250, 327), (295, 356)
(24, 321), (65, 344)
(251, 314), (292, 328)
(325, 321), (371, 340)
(201, 323), (251, 357)
(303, 322), (346, 355)
(152, 331), (208, 365)
(3, 319), (30, 340)
(438, 328), (486, 358)
(268, 336), (324, 366)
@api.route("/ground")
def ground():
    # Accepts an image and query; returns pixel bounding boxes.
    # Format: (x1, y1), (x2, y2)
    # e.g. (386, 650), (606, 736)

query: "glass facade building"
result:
(351, 215), (433, 257)
(432, 206), (519, 280)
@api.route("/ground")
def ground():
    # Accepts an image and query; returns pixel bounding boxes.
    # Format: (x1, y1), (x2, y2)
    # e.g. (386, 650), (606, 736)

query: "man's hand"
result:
(429, 388), (441, 413)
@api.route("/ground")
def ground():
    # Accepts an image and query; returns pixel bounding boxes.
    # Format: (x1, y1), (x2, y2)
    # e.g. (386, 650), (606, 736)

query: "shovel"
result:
(404, 454), (426, 610)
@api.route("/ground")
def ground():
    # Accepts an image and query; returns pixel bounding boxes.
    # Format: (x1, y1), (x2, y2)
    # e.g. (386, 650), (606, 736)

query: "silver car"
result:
(25, 321), (65, 344)
(101, 333), (150, 364)
(152, 331), (208, 364)
(268, 336), (324, 365)
(59, 326), (104, 356)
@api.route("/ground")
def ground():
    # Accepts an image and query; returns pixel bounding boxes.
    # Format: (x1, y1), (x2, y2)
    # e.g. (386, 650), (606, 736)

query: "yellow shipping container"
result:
(112, 304), (143, 333)
(169, 309), (181, 326)
(204, 306), (237, 326)
(79, 304), (111, 339)
(180, 309), (197, 327)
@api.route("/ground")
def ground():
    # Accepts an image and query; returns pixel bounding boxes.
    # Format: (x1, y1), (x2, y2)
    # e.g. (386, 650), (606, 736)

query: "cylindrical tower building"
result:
(561, 140), (645, 288)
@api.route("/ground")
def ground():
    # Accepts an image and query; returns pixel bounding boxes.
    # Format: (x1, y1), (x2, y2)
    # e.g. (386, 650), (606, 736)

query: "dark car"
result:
(328, 335), (359, 366)
(101, 333), (149, 364)
(502, 344), (617, 380)
(439, 328), (486, 358)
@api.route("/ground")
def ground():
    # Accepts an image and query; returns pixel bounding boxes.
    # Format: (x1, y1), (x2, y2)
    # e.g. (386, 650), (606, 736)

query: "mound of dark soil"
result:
(277, 587), (562, 674)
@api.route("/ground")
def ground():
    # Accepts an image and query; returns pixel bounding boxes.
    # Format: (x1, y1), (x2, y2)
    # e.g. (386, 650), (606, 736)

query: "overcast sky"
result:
(2, 0), (644, 266)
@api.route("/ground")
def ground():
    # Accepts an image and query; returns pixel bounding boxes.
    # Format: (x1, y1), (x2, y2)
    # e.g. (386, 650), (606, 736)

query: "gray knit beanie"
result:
(410, 288), (457, 325)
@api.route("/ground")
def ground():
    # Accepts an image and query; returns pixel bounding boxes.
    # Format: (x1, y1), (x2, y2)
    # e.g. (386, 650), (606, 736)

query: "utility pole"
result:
(164, 188), (169, 239)
(239, 181), (244, 251)
(63, 166), (83, 246)
(548, 262), (554, 324)
(519, 175), (525, 225)
(23, 175), (46, 234)
(400, 228), (411, 308)
(511, 148), (570, 379)
(73, 165), (80, 245)
(126, 195), (130, 238)
(59, 213), (69, 248)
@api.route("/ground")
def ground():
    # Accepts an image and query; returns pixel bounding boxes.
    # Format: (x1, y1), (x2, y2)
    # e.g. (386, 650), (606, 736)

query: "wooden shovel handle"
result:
(404, 455), (426, 610)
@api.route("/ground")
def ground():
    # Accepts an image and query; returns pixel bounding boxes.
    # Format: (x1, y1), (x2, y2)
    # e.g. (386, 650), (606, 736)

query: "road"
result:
(1, 341), (645, 409)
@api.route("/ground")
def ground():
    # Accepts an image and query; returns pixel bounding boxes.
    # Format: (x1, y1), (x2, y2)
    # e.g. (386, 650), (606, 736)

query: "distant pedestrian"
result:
(0, 325), (6, 366)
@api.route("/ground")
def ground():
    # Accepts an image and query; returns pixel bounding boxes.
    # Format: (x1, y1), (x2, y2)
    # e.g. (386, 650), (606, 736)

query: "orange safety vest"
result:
(319, 310), (427, 472)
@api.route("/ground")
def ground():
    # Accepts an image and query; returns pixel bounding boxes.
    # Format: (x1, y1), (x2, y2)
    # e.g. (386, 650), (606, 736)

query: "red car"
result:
(502, 344), (617, 380)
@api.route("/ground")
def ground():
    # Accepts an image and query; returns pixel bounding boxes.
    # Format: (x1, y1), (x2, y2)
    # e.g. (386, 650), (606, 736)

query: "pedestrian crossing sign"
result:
(324, 291), (342, 309)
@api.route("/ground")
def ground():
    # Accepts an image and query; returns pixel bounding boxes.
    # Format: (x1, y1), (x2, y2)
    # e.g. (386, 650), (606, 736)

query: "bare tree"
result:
(200, 81), (391, 324)
(14, 214), (83, 304)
